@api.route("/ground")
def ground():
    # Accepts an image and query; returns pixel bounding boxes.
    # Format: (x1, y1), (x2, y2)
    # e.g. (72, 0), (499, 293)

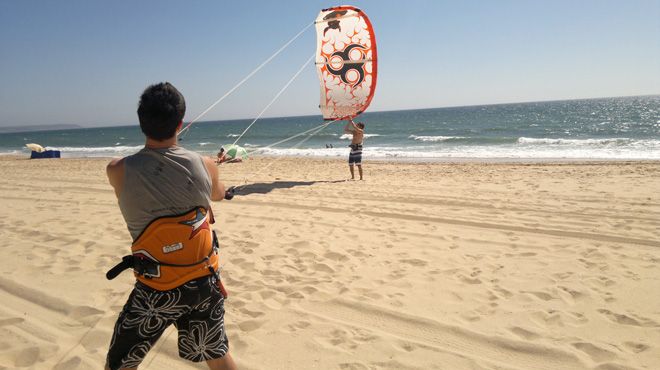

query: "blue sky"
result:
(0, 0), (658, 127)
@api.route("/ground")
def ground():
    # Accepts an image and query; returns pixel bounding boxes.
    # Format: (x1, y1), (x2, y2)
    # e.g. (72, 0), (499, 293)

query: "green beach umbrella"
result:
(222, 144), (248, 160)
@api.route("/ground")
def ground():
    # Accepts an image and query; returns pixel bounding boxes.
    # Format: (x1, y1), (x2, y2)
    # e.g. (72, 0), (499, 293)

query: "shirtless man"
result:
(344, 119), (365, 180)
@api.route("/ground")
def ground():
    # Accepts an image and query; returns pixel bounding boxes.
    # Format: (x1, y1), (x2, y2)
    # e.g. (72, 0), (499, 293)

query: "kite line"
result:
(178, 21), (314, 138)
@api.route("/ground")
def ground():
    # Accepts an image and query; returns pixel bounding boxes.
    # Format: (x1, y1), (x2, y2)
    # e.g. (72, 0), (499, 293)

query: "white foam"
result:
(247, 142), (660, 160)
(0, 150), (21, 156)
(409, 135), (465, 142)
(45, 145), (143, 157)
(517, 137), (633, 146)
(339, 133), (381, 140)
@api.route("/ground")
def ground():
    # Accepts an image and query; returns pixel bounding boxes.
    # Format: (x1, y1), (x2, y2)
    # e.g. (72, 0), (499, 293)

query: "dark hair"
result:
(357, 122), (365, 129)
(137, 82), (186, 141)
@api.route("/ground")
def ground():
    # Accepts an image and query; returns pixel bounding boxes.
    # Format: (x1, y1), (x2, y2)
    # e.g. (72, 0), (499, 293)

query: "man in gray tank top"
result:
(105, 83), (237, 370)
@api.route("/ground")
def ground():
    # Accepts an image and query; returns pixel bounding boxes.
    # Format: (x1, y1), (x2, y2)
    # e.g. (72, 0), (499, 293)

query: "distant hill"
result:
(0, 124), (83, 134)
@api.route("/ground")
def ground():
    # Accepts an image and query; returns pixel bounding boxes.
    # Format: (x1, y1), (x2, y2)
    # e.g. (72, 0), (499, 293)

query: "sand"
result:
(0, 155), (658, 370)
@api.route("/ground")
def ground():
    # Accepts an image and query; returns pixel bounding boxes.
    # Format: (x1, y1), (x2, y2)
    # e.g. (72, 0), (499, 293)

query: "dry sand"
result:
(0, 155), (658, 370)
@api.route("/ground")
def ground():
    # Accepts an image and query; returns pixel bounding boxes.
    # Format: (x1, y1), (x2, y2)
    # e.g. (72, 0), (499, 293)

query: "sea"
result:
(1, 95), (659, 161)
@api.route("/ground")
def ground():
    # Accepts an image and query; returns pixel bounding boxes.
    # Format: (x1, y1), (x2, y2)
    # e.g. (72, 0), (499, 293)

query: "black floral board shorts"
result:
(106, 275), (228, 370)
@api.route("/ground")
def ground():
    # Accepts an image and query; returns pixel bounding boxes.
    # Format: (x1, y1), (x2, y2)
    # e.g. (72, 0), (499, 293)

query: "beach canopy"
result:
(315, 5), (377, 120)
(222, 144), (248, 161)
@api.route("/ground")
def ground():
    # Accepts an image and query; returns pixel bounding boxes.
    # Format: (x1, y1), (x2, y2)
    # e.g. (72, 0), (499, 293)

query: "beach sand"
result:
(0, 155), (658, 369)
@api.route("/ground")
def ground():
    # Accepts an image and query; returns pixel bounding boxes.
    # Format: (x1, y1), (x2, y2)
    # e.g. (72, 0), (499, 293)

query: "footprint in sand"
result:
(622, 341), (649, 353)
(0, 317), (25, 326)
(524, 291), (555, 301)
(597, 309), (659, 327)
(458, 274), (482, 285)
(396, 340), (421, 353)
(81, 329), (109, 351)
(492, 286), (513, 298)
(571, 342), (616, 362)
(324, 251), (349, 262)
(239, 307), (265, 318)
(509, 326), (540, 340)
(69, 305), (105, 323)
(557, 286), (588, 303)
(54, 356), (82, 370)
(400, 258), (427, 267)
(237, 319), (266, 332)
(15, 346), (41, 367)
(531, 310), (563, 326)
(313, 263), (335, 274)
(339, 362), (370, 370)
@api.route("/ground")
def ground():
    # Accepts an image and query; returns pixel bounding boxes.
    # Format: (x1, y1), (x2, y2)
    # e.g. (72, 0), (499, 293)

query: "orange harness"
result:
(107, 207), (223, 293)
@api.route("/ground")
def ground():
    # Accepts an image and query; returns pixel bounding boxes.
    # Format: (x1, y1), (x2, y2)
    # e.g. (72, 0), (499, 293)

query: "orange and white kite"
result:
(315, 5), (377, 120)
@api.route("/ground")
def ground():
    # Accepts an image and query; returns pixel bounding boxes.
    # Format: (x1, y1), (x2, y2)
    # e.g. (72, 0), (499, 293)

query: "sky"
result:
(0, 0), (659, 128)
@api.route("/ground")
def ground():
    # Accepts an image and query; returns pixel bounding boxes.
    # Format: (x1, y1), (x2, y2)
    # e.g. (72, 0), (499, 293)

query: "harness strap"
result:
(106, 230), (220, 281)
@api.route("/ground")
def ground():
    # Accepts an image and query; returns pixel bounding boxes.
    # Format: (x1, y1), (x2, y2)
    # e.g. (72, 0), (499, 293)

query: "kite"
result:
(315, 5), (377, 120)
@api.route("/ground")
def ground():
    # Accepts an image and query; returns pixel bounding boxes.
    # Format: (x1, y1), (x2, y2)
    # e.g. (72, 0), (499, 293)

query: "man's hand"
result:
(343, 120), (354, 134)
(203, 157), (226, 201)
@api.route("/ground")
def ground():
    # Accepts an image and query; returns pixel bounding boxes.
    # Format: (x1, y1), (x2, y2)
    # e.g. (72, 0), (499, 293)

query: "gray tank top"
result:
(119, 146), (212, 240)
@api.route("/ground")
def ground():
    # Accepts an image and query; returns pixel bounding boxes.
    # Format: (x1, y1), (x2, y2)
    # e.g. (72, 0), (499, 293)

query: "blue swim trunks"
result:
(348, 144), (363, 165)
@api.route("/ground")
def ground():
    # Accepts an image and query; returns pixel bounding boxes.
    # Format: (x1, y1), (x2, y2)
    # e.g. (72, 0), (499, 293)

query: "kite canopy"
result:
(315, 5), (377, 120)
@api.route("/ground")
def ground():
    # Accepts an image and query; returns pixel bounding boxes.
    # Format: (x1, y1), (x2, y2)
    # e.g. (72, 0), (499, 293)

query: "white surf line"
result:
(178, 21), (313, 138)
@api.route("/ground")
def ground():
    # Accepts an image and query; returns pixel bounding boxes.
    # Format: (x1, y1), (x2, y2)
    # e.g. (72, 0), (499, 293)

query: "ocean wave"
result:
(409, 135), (465, 142)
(198, 142), (214, 146)
(46, 145), (143, 153)
(517, 137), (637, 146)
(339, 133), (381, 140)
(226, 134), (239, 138)
(247, 144), (660, 160)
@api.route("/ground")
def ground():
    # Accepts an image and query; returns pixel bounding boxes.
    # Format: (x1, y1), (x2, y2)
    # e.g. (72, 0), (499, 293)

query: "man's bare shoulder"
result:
(106, 157), (126, 197)
(107, 157), (125, 173)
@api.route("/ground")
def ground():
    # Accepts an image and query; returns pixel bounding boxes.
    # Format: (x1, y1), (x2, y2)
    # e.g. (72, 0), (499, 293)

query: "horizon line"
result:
(91, 92), (660, 129)
(2, 93), (657, 132)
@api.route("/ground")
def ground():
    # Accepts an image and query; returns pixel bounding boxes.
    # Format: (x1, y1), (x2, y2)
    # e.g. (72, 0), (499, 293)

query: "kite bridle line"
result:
(178, 21), (314, 139)
(231, 53), (316, 146)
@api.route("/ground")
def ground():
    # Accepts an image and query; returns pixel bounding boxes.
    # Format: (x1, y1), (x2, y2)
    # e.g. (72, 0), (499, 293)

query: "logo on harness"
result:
(162, 242), (184, 254)
(179, 208), (210, 239)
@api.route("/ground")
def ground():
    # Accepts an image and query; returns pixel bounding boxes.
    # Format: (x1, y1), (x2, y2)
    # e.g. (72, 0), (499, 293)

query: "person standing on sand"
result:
(105, 82), (237, 370)
(344, 118), (365, 180)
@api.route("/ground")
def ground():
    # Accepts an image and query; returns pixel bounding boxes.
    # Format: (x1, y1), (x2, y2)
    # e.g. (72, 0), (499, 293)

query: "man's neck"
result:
(145, 136), (177, 149)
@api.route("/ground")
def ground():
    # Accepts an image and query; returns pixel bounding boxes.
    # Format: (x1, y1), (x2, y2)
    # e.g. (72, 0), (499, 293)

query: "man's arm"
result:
(345, 119), (363, 134)
(203, 157), (226, 202)
(106, 158), (125, 199)
(343, 120), (354, 134)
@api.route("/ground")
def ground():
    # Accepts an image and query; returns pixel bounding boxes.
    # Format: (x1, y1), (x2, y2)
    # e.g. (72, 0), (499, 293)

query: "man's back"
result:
(351, 129), (364, 145)
(119, 146), (212, 240)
